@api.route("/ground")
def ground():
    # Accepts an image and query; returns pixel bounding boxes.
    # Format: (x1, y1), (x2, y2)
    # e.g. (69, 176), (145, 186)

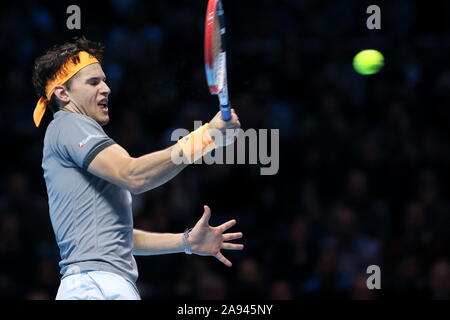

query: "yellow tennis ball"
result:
(353, 49), (384, 75)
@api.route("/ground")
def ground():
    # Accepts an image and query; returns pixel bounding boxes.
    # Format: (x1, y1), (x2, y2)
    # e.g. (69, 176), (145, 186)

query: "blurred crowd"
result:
(1, 0), (450, 299)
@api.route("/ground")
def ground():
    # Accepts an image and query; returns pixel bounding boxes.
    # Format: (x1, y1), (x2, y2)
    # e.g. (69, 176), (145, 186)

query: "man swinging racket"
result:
(32, 37), (243, 300)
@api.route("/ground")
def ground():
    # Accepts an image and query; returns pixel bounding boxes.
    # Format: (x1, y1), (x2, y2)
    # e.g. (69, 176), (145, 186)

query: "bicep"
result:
(87, 143), (136, 192)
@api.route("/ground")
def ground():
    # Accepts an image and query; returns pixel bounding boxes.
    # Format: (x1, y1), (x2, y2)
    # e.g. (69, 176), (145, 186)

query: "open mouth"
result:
(98, 99), (108, 111)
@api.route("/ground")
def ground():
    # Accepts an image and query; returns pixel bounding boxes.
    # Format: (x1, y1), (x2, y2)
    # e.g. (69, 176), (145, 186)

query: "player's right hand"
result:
(208, 108), (240, 132)
(208, 108), (241, 146)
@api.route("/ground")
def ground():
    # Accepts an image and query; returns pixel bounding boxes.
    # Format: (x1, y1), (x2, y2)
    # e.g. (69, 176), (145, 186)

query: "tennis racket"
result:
(204, 0), (231, 121)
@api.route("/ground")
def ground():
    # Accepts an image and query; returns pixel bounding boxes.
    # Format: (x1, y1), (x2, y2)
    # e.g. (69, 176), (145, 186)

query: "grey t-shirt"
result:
(42, 110), (138, 286)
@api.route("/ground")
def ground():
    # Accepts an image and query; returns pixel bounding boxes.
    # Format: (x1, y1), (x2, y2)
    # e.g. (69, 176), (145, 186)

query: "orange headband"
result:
(33, 51), (99, 127)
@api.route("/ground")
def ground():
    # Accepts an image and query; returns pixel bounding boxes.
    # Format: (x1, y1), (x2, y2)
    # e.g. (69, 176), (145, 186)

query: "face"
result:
(65, 63), (111, 126)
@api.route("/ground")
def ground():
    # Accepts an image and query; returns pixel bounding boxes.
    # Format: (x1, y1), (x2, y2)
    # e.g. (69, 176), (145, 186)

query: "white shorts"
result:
(55, 270), (141, 300)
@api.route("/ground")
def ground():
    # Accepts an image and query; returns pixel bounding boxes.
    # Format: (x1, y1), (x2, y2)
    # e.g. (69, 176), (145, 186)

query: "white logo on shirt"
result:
(77, 134), (103, 148)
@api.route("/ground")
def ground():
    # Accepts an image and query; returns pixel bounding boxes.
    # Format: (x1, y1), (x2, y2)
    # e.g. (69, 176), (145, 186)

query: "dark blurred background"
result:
(1, 0), (450, 300)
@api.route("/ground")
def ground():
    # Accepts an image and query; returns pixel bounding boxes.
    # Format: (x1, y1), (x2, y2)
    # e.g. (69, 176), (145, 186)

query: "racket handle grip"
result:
(220, 105), (231, 121)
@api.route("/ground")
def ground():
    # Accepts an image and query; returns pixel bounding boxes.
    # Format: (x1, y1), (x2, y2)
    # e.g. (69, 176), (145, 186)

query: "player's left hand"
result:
(188, 205), (244, 267)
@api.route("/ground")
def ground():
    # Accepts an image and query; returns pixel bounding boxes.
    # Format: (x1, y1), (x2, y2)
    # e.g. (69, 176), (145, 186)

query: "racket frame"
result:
(204, 0), (231, 121)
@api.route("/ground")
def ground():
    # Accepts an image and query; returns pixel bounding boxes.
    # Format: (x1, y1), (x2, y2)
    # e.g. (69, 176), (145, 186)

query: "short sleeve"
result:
(56, 114), (115, 169)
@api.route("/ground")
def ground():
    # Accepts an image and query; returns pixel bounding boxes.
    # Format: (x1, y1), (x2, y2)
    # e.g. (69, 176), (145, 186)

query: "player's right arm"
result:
(87, 143), (188, 194)
(87, 109), (240, 194)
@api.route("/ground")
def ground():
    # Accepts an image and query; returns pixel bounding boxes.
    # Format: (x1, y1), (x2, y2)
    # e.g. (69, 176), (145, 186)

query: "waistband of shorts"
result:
(61, 261), (138, 292)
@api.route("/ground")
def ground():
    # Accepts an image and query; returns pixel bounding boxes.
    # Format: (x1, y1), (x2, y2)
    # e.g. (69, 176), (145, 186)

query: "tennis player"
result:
(32, 37), (243, 300)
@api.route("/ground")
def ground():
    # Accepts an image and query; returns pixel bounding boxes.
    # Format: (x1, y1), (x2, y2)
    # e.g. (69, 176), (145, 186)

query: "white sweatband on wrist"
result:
(183, 228), (193, 255)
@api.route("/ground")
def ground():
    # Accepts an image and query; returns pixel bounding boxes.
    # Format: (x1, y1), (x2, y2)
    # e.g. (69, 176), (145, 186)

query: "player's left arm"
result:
(132, 205), (244, 267)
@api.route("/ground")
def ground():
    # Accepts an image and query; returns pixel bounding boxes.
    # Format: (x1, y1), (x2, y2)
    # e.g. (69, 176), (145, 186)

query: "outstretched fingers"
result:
(222, 242), (244, 250)
(223, 232), (243, 241)
(215, 252), (232, 267)
(218, 219), (237, 233)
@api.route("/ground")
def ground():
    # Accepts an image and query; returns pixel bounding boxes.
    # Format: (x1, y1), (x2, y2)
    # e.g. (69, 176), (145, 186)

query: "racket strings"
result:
(213, 15), (222, 59)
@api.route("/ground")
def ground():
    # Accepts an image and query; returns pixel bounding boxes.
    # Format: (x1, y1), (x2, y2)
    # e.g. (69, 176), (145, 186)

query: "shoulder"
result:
(54, 111), (107, 135)
(44, 111), (111, 151)
(57, 111), (101, 127)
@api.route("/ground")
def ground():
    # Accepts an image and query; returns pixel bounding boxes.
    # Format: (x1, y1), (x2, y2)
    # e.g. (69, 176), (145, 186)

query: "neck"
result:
(61, 102), (85, 115)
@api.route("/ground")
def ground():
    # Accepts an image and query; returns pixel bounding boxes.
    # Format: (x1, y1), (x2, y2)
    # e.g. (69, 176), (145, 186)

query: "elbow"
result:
(122, 159), (158, 194)
(127, 176), (156, 194)
(131, 186), (148, 195)
(129, 186), (142, 195)
(127, 179), (146, 195)
(122, 160), (146, 194)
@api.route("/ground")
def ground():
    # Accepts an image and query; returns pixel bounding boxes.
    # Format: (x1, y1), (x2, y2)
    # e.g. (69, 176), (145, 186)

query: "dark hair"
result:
(32, 36), (104, 113)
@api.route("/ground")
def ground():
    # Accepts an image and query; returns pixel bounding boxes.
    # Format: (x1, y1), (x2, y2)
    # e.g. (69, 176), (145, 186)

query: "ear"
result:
(53, 85), (70, 103)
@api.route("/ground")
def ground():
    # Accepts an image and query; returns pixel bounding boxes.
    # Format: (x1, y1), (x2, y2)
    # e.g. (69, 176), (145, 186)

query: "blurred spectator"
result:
(341, 169), (391, 240)
(350, 275), (376, 300)
(322, 204), (382, 281)
(268, 214), (318, 285)
(269, 280), (295, 300)
(390, 254), (426, 298)
(428, 260), (450, 300)
(233, 258), (267, 299)
(196, 272), (227, 300)
(300, 246), (351, 299)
